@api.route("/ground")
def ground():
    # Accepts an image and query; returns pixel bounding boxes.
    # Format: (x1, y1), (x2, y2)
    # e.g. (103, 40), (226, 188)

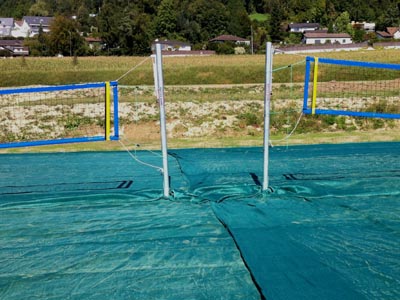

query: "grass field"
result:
(2, 49), (400, 87)
(249, 13), (269, 22)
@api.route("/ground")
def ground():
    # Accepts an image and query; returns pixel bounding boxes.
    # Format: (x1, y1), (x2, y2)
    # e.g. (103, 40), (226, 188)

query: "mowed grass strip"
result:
(2, 49), (400, 87)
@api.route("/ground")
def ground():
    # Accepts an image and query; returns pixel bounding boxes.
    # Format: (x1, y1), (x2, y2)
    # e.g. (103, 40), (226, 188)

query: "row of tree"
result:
(1, 0), (400, 55)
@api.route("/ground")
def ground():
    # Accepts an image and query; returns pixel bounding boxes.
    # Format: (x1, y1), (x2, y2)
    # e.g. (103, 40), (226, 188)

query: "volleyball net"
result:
(303, 56), (400, 119)
(0, 81), (119, 148)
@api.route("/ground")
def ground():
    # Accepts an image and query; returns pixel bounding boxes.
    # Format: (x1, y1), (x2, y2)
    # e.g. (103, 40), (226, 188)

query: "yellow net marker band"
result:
(105, 81), (111, 141)
(311, 57), (319, 115)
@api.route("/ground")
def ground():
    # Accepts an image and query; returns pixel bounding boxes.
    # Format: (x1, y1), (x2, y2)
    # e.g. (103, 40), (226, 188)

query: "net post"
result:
(155, 43), (170, 198)
(311, 57), (319, 115)
(263, 42), (273, 191)
(111, 81), (119, 140)
(105, 81), (111, 141)
(303, 56), (313, 112)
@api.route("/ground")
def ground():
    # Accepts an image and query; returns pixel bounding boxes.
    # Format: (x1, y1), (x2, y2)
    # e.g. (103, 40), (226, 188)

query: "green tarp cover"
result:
(1, 142), (399, 299)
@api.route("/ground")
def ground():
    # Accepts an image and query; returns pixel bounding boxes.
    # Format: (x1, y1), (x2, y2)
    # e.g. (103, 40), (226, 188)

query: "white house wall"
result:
(11, 22), (31, 38)
(305, 37), (352, 45)
(290, 27), (317, 33)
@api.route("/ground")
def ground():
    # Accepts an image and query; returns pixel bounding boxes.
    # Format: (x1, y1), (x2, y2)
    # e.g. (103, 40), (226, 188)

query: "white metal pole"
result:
(263, 42), (273, 191)
(155, 43), (170, 197)
(152, 54), (158, 99)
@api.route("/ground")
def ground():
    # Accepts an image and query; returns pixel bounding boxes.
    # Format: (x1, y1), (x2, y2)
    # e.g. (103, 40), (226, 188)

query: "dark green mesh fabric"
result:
(1, 142), (399, 299)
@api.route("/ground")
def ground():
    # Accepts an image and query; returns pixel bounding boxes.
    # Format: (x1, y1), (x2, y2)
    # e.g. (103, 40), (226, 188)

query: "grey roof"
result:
(209, 34), (249, 42)
(0, 18), (14, 27)
(0, 39), (29, 56)
(0, 18), (13, 36)
(289, 23), (320, 29)
(304, 32), (351, 38)
(23, 16), (53, 27)
(0, 40), (24, 47)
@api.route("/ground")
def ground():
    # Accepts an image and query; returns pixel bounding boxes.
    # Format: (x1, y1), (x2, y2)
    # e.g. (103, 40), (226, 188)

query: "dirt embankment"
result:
(1, 85), (399, 146)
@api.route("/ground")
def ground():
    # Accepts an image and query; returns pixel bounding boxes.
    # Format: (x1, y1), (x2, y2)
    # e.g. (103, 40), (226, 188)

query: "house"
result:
(288, 22), (320, 33)
(0, 18), (13, 37)
(0, 40), (29, 56)
(85, 37), (102, 50)
(11, 20), (30, 38)
(363, 22), (376, 32)
(151, 40), (191, 52)
(152, 39), (215, 56)
(12, 16), (54, 37)
(386, 27), (400, 39)
(24, 16), (53, 36)
(375, 27), (400, 39)
(209, 34), (250, 46)
(351, 21), (375, 32)
(303, 32), (352, 45)
(376, 30), (394, 39)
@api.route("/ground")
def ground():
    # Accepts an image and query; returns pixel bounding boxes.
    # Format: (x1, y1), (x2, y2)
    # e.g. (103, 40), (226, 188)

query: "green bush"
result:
(238, 112), (261, 126)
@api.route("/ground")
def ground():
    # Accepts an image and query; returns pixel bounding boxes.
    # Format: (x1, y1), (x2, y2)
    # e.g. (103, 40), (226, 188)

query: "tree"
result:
(52, 0), (74, 15)
(131, 13), (153, 55)
(97, 1), (153, 55)
(348, 0), (376, 21)
(23, 38), (43, 56)
(327, 21), (334, 33)
(325, 0), (337, 23)
(255, 27), (269, 52)
(154, 0), (177, 38)
(305, 5), (325, 23)
(353, 29), (366, 42)
(376, 3), (400, 30)
(97, 2), (123, 54)
(269, 0), (286, 42)
(29, 0), (50, 16)
(226, 0), (251, 38)
(7, 0), (400, 56)
(37, 25), (51, 56)
(48, 16), (85, 56)
(177, 16), (202, 45)
(335, 11), (351, 33)
(187, 0), (229, 41)
(0, 0), (32, 18)
(77, 4), (90, 34)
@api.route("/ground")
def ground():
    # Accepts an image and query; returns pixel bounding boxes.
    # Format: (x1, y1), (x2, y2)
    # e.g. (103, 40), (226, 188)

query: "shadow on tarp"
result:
(1, 142), (399, 299)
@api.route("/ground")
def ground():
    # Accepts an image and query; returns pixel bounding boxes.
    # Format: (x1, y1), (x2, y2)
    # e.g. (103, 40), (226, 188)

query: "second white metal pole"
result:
(155, 43), (170, 197)
(263, 42), (273, 191)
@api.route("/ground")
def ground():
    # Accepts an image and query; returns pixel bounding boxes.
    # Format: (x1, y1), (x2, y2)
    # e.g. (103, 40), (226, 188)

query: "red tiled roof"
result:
(85, 37), (102, 42)
(376, 31), (392, 38)
(386, 27), (399, 35)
